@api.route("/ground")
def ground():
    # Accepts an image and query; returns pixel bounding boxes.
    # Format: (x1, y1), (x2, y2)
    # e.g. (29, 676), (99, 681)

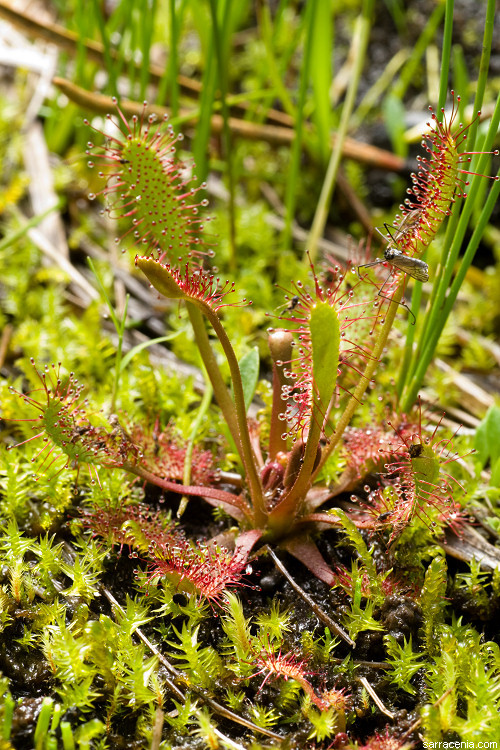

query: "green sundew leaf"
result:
(410, 442), (440, 487)
(136, 257), (186, 299)
(475, 404), (500, 469)
(309, 302), (340, 416)
(239, 347), (259, 412)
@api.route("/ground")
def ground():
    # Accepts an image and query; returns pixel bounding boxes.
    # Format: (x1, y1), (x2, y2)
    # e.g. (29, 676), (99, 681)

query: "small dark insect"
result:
(377, 511), (393, 522)
(409, 442), (424, 458)
(279, 295), (300, 316)
(358, 248), (429, 324)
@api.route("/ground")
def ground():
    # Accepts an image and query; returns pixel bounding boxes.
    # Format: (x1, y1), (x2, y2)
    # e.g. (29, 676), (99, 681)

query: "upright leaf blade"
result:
(309, 302), (340, 419)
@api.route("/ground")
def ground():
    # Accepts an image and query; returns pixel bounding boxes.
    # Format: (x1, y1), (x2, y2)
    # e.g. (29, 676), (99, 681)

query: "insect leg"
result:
(356, 258), (383, 279)
(376, 274), (416, 325)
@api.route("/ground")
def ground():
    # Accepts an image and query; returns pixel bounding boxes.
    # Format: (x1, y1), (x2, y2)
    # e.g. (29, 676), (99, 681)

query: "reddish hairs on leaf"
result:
(82, 502), (250, 603)
(8, 359), (140, 487)
(128, 420), (215, 486)
(249, 640), (329, 710)
(389, 92), (499, 261)
(85, 99), (211, 262)
(366, 410), (469, 541)
(359, 727), (413, 750)
(342, 417), (420, 480)
(273, 256), (375, 437)
(135, 255), (245, 311)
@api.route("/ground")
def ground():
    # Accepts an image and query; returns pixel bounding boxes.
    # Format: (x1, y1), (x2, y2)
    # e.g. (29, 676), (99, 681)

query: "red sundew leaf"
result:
(81, 502), (254, 603)
(361, 411), (470, 542)
(147, 537), (250, 603)
(390, 92), (499, 261)
(85, 100), (211, 262)
(8, 360), (140, 485)
(81, 503), (176, 553)
(358, 728), (413, 750)
(342, 421), (420, 480)
(127, 421), (216, 486)
(248, 641), (328, 710)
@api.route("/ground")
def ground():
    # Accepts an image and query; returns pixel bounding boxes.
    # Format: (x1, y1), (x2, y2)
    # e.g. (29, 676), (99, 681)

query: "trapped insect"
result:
(378, 246), (429, 283)
(357, 237), (429, 323)
(366, 209), (429, 283)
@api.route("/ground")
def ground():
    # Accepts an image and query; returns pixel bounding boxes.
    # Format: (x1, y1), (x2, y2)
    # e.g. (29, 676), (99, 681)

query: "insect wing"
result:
(393, 209), (421, 240)
(388, 253), (429, 282)
(378, 209), (421, 245)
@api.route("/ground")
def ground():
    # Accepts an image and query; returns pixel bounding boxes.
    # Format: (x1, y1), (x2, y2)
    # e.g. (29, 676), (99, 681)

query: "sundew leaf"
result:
(135, 256), (187, 299)
(309, 301), (340, 418)
(410, 441), (441, 488)
(86, 106), (208, 262)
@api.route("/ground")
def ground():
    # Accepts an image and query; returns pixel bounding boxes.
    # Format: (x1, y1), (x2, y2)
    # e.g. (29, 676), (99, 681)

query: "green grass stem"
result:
(282, 0), (318, 253)
(208, 0), (237, 269)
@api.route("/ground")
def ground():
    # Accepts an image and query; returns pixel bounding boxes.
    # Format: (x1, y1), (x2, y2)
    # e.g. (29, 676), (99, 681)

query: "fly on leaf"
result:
(357, 215), (429, 323)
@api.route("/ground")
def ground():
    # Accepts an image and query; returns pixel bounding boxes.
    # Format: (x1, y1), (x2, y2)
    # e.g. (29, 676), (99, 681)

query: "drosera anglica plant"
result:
(6, 359), (140, 487)
(9, 93), (498, 590)
(85, 106), (212, 261)
(356, 93), (499, 330)
(4, 90), (499, 748)
(2, 1), (500, 746)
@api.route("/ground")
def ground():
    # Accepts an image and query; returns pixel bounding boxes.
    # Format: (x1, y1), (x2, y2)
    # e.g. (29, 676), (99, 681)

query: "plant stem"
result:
(200, 304), (266, 526)
(178, 380), (214, 518)
(268, 331), (293, 459)
(268, 398), (323, 532)
(123, 463), (252, 518)
(186, 303), (240, 448)
(401, 162), (500, 411)
(400, 92), (500, 409)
